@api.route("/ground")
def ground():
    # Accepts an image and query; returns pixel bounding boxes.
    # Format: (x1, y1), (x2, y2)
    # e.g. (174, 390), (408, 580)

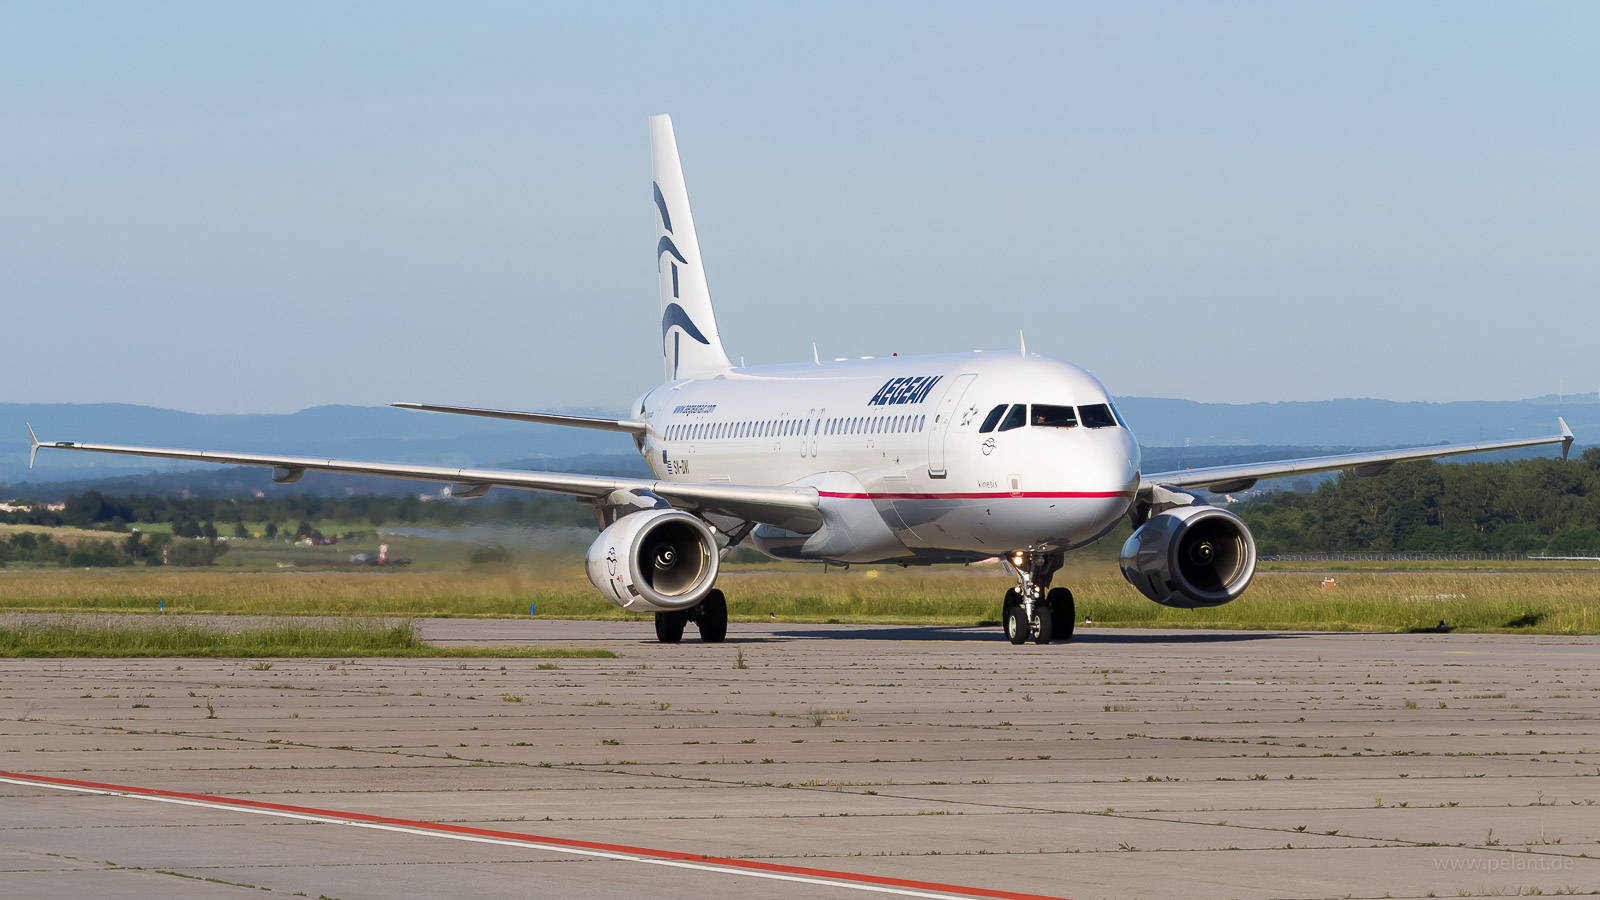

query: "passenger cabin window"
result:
(1032, 404), (1078, 428)
(1079, 403), (1118, 429)
(978, 404), (1008, 433)
(997, 404), (1027, 432)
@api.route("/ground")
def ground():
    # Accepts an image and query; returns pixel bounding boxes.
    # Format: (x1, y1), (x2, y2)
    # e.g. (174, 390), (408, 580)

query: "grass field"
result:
(0, 523), (123, 542)
(2, 554), (1597, 635)
(0, 617), (615, 659)
(1258, 557), (1600, 573)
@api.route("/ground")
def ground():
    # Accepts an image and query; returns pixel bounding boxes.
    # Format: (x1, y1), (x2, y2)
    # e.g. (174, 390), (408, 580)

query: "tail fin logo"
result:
(654, 180), (689, 303)
(653, 182), (673, 233)
(655, 180), (710, 378)
(662, 303), (709, 345)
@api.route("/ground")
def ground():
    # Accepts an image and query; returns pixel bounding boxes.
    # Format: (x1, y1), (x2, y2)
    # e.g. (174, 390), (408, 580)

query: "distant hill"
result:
(3, 395), (1589, 489)
(3, 403), (629, 484)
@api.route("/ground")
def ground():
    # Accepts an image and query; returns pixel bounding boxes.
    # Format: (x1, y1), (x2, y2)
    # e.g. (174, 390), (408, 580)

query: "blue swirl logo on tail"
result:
(655, 181), (709, 378)
(662, 303), (709, 345)
(653, 182), (673, 233)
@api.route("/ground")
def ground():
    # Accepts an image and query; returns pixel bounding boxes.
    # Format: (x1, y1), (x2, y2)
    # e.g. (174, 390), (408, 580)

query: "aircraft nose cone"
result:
(1119, 432), (1142, 492)
(1094, 434), (1141, 529)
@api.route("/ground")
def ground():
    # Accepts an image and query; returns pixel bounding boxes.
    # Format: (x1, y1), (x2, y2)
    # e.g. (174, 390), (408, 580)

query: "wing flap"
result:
(1141, 419), (1575, 493)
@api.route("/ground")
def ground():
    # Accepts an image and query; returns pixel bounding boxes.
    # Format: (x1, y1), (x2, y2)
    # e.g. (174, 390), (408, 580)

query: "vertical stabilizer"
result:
(651, 115), (733, 382)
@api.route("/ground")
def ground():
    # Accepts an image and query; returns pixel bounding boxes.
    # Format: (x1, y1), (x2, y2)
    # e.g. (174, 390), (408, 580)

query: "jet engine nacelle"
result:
(1119, 505), (1256, 609)
(584, 509), (719, 612)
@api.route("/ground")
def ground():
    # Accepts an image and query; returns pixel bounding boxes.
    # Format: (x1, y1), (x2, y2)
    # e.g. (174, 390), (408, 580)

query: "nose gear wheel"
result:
(998, 551), (1072, 645)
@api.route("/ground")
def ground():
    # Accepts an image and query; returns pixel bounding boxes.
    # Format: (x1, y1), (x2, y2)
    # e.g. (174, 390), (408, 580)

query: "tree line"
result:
(1, 490), (593, 534)
(0, 530), (226, 568)
(0, 490), (592, 568)
(1239, 448), (1600, 556)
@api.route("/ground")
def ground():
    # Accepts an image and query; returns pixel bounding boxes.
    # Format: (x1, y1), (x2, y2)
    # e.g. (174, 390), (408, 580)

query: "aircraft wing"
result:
(25, 427), (822, 533)
(389, 402), (649, 434)
(1140, 418), (1575, 494)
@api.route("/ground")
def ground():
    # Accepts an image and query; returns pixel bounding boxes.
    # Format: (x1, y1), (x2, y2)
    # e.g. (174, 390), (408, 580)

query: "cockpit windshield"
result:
(1030, 404), (1078, 428)
(977, 401), (1122, 433)
(1079, 403), (1118, 429)
(978, 404), (1007, 434)
(997, 404), (1027, 432)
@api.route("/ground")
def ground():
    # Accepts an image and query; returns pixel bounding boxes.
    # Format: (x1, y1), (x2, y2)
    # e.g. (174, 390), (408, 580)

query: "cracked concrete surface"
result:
(2, 620), (1597, 899)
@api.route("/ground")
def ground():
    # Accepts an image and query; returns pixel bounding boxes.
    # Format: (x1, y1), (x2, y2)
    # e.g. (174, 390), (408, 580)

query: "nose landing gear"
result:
(1000, 551), (1075, 645)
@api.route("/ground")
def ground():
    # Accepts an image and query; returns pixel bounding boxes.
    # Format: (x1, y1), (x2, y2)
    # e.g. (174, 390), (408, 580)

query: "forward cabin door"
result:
(926, 373), (977, 479)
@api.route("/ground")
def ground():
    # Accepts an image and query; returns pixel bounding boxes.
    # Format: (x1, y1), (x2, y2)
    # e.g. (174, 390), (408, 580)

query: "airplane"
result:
(29, 115), (1577, 647)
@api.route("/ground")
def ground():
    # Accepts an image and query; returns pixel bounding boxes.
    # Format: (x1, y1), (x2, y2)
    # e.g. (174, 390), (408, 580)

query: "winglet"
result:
(26, 423), (40, 469)
(1558, 416), (1575, 460)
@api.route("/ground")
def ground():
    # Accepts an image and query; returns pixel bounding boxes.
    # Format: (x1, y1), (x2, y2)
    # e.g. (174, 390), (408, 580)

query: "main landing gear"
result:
(654, 589), (728, 643)
(1000, 551), (1076, 645)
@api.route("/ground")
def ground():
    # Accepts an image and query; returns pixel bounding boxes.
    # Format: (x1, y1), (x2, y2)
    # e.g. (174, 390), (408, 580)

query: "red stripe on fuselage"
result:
(817, 491), (1132, 500)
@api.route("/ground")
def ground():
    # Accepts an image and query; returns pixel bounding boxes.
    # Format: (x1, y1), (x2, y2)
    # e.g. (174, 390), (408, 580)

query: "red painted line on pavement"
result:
(2, 770), (1071, 900)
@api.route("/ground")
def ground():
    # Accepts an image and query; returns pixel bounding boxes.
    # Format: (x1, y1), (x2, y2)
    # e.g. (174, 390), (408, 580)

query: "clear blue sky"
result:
(4, 2), (1596, 414)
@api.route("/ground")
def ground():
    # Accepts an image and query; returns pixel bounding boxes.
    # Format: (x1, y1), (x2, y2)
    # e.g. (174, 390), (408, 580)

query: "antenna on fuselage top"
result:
(1019, 330), (1026, 356)
(813, 343), (820, 365)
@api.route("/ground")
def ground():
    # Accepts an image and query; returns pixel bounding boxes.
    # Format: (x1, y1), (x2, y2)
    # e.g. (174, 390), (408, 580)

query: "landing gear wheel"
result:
(696, 589), (728, 643)
(1001, 588), (1021, 637)
(1033, 606), (1053, 645)
(654, 609), (687, 644)
(1005, 603), (1029, 645)
(1046, 587), (1075, 642)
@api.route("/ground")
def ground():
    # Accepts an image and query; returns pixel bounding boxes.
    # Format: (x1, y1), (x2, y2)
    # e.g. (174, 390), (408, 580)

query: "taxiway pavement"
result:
(2, 620), (1597, 899)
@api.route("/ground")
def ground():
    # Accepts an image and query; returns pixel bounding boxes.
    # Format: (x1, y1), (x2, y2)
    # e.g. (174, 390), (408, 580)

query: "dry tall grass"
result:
(1, 564), (1596, 634)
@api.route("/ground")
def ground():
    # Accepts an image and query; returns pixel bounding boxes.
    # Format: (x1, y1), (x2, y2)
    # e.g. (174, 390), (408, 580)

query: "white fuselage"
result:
(633, 351), (1142, 565)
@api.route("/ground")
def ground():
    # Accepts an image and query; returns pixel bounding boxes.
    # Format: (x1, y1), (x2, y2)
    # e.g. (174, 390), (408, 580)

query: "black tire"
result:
(1001, 588), (1021, 635)
(654, 609), (687, 644)
(1046, 587), (1075, 642)
(1033, 606), (1053, 645)
(696, 589), (728, 643)
(1005, 603), (1029, 645)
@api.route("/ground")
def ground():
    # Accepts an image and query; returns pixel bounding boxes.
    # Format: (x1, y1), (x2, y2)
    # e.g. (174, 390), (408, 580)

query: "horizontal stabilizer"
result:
(390, 402), (648, 435)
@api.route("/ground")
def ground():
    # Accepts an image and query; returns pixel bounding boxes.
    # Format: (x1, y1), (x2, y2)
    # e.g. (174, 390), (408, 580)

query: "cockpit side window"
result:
(1079, 403), (1118, 429)
(1031, 404), (1078, 428)
(997, 404), (1027, 432)
(978, 404), (1008, 434)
